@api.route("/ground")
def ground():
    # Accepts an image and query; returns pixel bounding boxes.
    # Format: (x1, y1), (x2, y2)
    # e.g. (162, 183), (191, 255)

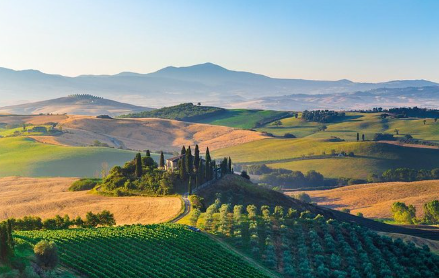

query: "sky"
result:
(0, 0), (438, 82)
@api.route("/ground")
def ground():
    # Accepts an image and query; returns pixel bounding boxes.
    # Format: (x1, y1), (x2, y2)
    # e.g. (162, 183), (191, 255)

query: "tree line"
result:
(369, 167), (439, 183)
(301, 110), (346, 123)
(2, 211), (115, 231)
(178, 145), (233, 194)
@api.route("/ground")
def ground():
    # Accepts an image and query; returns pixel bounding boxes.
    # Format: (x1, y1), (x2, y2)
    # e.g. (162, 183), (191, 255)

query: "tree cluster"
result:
(120, 103), (226, 121)
(101, 151), (176, 195)
(373, 167), (439, 183)
(301, 110), (345, 123)
(392, 200), (439, 225)
(260, 169), (325, 189)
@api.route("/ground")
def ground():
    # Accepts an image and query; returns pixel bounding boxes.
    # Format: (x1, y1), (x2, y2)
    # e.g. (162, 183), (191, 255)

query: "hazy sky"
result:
(0, 0), (438, 82)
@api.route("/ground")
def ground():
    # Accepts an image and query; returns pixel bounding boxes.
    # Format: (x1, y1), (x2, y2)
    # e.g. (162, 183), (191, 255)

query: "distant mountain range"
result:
(0, 63), (438, 110)
(0, 94), (151, 116)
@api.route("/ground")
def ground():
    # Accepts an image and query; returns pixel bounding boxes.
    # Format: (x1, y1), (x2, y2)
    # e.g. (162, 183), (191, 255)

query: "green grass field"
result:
(211, 112), (439, 179)
(198, 109), (290, 129)
(0, 137), (142, 177)
(213, 138), (439, 179)
(15, 224), (268, 278)
(257, 112), (439, 141)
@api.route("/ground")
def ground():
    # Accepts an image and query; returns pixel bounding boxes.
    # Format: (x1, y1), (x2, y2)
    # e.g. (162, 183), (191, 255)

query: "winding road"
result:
(170, 196), (191, 223)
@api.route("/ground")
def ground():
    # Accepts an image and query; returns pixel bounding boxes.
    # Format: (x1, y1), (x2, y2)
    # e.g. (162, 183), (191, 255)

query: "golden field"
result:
(291, 180), (439, 219)
(0, 176), (182, 225)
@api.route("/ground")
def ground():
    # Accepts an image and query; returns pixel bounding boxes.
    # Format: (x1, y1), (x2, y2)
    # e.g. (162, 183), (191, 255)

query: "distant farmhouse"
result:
(165, 155), (206, 171)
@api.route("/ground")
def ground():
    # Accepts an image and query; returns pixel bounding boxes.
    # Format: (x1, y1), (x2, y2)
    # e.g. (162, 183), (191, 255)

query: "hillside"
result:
(292, 180), (439, 219)
(15, 224), (269, 278)
(120, 102), (226, 121)
(0, 177), (181, 224)
(1, 63), (437, 110)
(120, 103), (292, 129)
(0, 137), (139, 177)
(0, 94), (151, 116)
(50, 115), (267, 151)
(213, 138), (439, 179)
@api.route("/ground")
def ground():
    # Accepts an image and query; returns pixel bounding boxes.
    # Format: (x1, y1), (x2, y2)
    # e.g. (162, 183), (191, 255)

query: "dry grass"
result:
(54, 116), (266, 151)
(290, 180), (439, 219)
(0, 177), (182, 225)
(0, 115), (68, 125)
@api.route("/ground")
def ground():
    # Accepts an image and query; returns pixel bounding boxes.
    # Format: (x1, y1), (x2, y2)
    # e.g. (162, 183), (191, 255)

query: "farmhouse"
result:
(165, 155), (206, 171)
(165, 155), (184, 171)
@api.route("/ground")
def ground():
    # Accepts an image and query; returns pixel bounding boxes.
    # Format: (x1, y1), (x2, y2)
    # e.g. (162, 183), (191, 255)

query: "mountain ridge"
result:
(0, 63), (437, 109)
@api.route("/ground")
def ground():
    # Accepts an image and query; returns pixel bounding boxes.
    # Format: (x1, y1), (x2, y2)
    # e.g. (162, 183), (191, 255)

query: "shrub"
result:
(295, 193), (311, 203)
(69, 178), (101, 191)
(284, 133), (296, 138)
(34, 240), (59, 270)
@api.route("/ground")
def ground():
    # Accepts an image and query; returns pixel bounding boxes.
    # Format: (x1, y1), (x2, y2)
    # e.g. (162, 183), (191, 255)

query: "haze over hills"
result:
(0, 63), (437, 110)
(0, 94), (152, 116)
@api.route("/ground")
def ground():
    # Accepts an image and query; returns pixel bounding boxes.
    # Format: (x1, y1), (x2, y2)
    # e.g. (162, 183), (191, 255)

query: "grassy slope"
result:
(197, 109), (288, 129)
(0, 137), (139, 177)
(258, 112), (439, 141)
(215, 113), (439, 179)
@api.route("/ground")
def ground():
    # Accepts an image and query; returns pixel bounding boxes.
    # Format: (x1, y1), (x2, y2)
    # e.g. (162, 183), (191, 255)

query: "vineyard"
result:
(190, 201), (439, 278)
(14, 224), (269, 278)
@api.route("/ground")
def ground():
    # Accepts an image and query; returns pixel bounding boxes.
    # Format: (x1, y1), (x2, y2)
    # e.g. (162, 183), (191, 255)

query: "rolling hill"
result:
(0, 94), (151, 116)
(120, 103), (293, 129)
(292, 179), (439, 219)
(213, 138), (439, 179)
(0, 137), (140, 177)
(1, 63), (437, 110)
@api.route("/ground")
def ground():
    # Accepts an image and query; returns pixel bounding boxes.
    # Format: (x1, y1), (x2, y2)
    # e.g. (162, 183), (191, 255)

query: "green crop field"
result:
(15, 224), (268, 278)
(0, 137), (142, 177)
(198, 109), (291, 129)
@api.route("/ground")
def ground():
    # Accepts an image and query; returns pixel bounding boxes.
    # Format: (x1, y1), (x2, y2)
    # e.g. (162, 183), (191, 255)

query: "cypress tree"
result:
(6, 220), (13, 249)
(221, 157), (228, 176)
(205, 147), (211, 163)
(181, 146), (186, 155)
(185, 146), (193, 175)
(205, 147), (211, 180)
(356, 133), (359, 142)
(188, 176), (192, 195)
(0, 223), (13, 263)
(362, 134), (365, 141)
(145, 150), (151, 157)
(194, 145), (200, 171)
(179, 156), (187, 180)
(159, 151), (165, 168)
(205, 159), (210, 181)
(135, 153), (142, 178)
(228, 157), (232, 174)
(198, 159), (203, 185)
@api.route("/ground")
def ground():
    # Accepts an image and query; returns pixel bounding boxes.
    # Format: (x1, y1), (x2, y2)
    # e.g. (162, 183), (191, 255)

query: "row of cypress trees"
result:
(177, 145), (232, 194)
